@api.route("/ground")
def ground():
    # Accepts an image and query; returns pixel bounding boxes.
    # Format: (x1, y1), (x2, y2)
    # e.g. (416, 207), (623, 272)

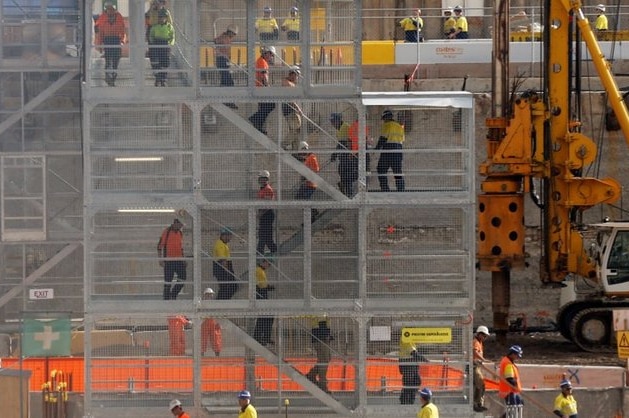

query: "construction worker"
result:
(443, 8), (456, 38)
(157, 218), (186, 300)
(594, 4), (608, 33)
(499, 345), (523, 416)
(201, 288), (222, 356)
(249, 46), (276, 135)
(255, 6), (279, 42)
(553, 379), (578, 418)
(281, 6), (300, 41)
(167, 315), (190, 356)
(399, 9), (423, 43)
(237, 390), (257, 418)
(281, 67), (303, 151)
(294, 141), (320, 201)
(473, 326), (490, 412)
(375, 109), (405, 192)
(306, 316), (333, 392)
(398, 340), (427, 404)
(451, 6), (469, 39)
(256, 170), (277, 255)
(169, 399), (191, 418)
(418, 388), (439, 418)
(253, 257), (275, 346)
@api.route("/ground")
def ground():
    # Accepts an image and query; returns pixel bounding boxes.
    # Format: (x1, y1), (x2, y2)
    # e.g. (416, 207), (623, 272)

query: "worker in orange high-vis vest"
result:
(498, 345), (523, 413)
(167, 315), (190, 356)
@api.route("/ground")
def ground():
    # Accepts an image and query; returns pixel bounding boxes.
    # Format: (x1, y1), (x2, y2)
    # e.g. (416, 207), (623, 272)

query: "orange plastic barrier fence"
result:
(2, 356), (467, 393)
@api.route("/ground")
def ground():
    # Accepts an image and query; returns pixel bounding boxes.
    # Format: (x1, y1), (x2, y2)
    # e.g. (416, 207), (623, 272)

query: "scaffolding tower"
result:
(0, 1), (476, 417)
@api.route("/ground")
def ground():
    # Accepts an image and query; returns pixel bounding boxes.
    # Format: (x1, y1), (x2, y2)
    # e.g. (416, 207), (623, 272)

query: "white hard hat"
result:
(288, 66), (301, 76)
(226, 24), (239, 35)
(596, 4), (605, 11)
(263, 6), (272, 13)
(476, 325), (490, 336)
(264, 46), (276, 56)
(169, 399), (182, 411)
(298, 141), (309, 150)
(258, 169), (270, 178)
(203, 287), (214, 295)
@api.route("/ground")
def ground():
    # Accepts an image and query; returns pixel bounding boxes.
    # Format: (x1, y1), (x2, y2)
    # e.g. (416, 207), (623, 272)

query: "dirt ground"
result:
(483, 332), (626, 367)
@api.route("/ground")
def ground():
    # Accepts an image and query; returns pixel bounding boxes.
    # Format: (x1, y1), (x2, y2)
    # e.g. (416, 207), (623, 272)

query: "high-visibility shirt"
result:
(158, 227), (183, 258)
(553, 393), (578, 417)
(498, 355), (521, 398)
(473, 337), (484, 362)
(456, 15), (469, 33)
(381, 120), (405, 144)
(255, 17), (279, 33)
(417, 402), (439, 418)
(149, 23), (175, 44)
(255, 55), (269, 87)
(95, 11), (126, 43)
(335, 122), (350, 141)
(348, 120), (369, 152)
(304, 153), (320, 188)
(212, 239), (230, 260)
(444, 17), (457, 34)
(258, 183), (275, 201)
(595, 14), (608, 31)
(256, 265), (269, 288)
(399, 16), (423, 32)
(238, 404), (257, 418)
(282, 17), (300, 32)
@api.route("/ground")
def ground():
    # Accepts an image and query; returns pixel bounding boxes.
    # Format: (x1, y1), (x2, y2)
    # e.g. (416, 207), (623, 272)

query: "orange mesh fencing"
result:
(2, 356), (467, 393)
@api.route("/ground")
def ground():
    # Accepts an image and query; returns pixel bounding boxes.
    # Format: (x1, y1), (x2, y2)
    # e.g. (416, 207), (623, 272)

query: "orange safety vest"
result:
(498, 355), (521, 398)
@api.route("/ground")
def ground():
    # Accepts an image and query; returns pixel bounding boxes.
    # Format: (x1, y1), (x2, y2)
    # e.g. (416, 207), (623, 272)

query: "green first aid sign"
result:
(23, 318), (71, 357)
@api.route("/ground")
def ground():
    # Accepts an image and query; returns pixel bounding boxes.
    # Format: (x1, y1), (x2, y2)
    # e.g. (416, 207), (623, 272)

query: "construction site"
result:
(1, 1), (629, 418)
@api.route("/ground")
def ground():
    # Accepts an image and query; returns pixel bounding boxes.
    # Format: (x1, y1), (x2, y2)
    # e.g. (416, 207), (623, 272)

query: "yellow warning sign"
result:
(401, 327), (452, 344)
(617, 331), (629, 359)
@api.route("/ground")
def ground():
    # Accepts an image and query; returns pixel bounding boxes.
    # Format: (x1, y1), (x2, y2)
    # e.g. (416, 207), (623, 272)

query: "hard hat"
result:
(169, 399), (182, 411)
(508, 345), (523, 357)
(418, 388), (433, 399)
(258, 169), (270, 178)
(453, 5), (463, 12)
(560, 379), (572, 389)
(476, 325), (490, 336)
(263, 6), (272, 13)
(291, 6), (299, 13)
(330, 112), (342, 122)
(596, 4), (605, 12)
(238, 390), (251, 399)
(263, 46), (276, 56)
(382, 109), (394, 120)
(226, 24), (239, 35)
(444, 8), (453, 15)
(288, 66), (301, 76)
(203, 287), (214, 295)
(298, 141), (309, 150)
(103, 1), (114, 8)
(220, 227), (233, 235)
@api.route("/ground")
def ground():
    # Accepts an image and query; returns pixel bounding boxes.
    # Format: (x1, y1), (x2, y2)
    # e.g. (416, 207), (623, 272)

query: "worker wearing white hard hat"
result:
(473, 325), (490, 412)
(169, 399), (190, 418)
(594, 4), (608, 33)
(201, 288), (222, 356)
(443, 8), (456, 38)
(249, 47), (276, 134)
(256, 169), (277, 255)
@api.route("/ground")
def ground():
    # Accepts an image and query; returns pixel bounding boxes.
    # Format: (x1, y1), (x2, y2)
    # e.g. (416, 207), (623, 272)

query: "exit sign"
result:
(29, 289), (54, 300)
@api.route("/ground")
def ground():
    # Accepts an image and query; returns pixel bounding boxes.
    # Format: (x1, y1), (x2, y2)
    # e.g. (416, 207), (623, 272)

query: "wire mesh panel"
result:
(364, 105), (471, 193)
(0, 72), (81, 152)
(88, 211), (194, 301)
(89, 103), (193, 192)
(366, 206), (472, 303)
